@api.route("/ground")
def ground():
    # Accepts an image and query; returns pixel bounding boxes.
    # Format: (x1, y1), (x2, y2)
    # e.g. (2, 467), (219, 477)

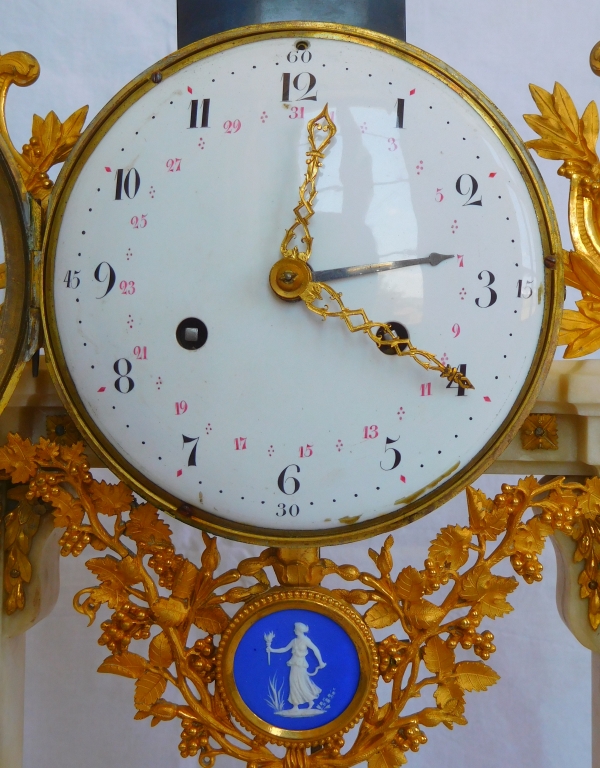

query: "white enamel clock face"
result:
(45, 28), (559, 542)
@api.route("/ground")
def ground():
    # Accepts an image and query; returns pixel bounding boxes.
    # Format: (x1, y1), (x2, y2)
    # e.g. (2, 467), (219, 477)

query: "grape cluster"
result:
(446, 611), (496, 659)
(179, 718), (208, 758)
(378, 635), (409, 682)
(98, 603), (151, 653)
(423, 559), (450, 593)
(322, 733), (345, 757)
(147, 546), (184, 589)
(510, 551), (543, 584)
(189, 637), (217, 683)
(494, 483), (525, 513)
(58, 526), (91, 556)
(396, 722), (427, 753)
(541, 504), (579, 534)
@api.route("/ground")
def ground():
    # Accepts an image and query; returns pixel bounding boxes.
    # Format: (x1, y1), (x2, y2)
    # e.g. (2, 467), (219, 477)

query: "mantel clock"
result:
(33, 22), (562, 546)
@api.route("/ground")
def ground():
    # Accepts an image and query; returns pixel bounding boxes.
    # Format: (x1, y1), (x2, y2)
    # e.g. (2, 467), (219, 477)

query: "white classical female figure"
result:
(265, 623), (326, 712)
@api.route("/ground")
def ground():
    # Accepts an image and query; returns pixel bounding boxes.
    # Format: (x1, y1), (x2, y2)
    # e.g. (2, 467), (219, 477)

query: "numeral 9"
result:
(452, 323), (460, 338)
(94, 262), (116, 298)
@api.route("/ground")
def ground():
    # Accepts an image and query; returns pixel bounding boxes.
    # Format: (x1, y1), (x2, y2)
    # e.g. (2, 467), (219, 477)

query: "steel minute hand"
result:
(312, 252), (454, 282)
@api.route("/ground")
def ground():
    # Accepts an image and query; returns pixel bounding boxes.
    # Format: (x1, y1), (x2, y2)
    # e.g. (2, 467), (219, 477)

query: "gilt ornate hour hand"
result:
(269, 105), (474, 391)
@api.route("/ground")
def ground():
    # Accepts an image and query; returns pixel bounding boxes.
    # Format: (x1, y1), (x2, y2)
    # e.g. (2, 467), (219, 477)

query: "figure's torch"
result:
(264, 632), (275, 665)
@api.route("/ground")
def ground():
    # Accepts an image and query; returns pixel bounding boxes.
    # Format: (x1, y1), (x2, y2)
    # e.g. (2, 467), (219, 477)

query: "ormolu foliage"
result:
(524, 82), (600, 357)
(2, 432), (599, 767)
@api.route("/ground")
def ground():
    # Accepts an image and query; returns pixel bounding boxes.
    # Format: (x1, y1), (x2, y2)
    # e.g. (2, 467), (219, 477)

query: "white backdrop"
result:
(1, 1), (598, 766)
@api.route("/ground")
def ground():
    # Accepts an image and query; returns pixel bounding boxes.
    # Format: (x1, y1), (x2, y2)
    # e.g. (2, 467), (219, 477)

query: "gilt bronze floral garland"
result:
(1, 434), (599, 766)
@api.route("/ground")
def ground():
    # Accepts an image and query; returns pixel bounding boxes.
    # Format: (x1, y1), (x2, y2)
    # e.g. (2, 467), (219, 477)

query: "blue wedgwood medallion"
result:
(233, 609), (361, 730)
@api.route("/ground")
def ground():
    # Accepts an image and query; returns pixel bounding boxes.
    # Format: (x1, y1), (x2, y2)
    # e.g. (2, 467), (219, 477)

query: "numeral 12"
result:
(189, 99), (210, 128)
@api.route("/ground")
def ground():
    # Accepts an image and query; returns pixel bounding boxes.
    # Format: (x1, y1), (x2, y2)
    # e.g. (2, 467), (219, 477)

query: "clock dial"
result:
(43, 26), (561, 543)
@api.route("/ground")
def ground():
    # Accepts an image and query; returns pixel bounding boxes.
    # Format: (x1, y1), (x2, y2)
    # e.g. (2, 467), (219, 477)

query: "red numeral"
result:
(130, 214), (147, 229)
(120, 280), (135, 295)
(435, 187), (444, 202)
(457, 254), (464, 267)
(299, 444), (313, 458)
(234, 437), (247, 450)
(166, 158), (182, 172)
(452, 324), (460, 338)
(420, 383), (432, 397)
(175, 400), (188, 415)
(388, 138), (398, 152)
(363, 425), (379, 439)
(223, 119), (242, 134)
(289, 106), (305, 119)
(133, 345), (147, 360)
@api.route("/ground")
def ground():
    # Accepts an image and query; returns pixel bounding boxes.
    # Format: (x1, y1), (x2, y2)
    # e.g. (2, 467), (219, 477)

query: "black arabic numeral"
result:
(64, 270), (80, 288)
(115, 168), (140, 200)
(276, 502), (300, 517)
(456, 174), (482, 206)
(287, 49), (312, 63)
(396, 98), (405, 128)
(475, 270), (497, 308)
(278, 464), (300, 495)
(517, 278), (533, 299)
(282, 72), (317, 102)
(113, 358), (134, 393)
(93, 261), (116, 298)
(446, 364), (468, 396)
(182, 434), (200, 466)
(380, 437), (401, 471)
